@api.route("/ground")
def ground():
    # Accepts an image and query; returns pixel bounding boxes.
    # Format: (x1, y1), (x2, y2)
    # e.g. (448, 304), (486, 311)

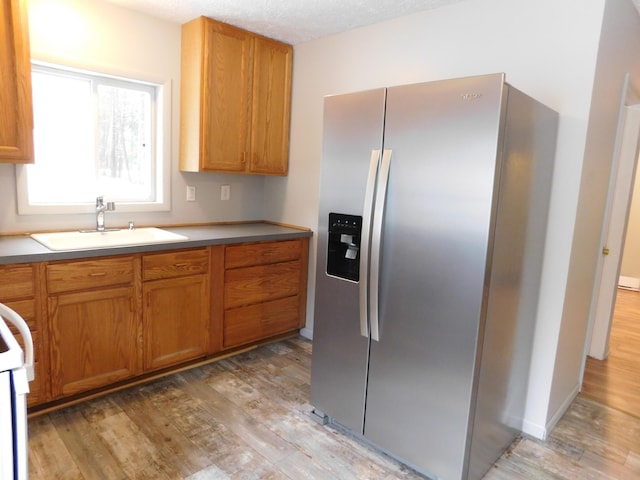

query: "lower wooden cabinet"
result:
(1, 235), (308, 410)
(48, 286), (140, 397)
(220, 238), (309, 349)
(46, 255), (140, 399)
(0, 263), (48, 407)
(142, 248), (210, 370)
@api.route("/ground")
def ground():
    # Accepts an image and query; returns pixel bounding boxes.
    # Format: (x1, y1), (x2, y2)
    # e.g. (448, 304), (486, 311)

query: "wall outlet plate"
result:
(186, 185), (196, 201)
(221, 184), (231, 201)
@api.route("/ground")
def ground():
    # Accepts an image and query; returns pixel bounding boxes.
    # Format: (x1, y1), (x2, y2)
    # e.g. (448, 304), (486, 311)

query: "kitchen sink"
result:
(30, 227), (189, 251)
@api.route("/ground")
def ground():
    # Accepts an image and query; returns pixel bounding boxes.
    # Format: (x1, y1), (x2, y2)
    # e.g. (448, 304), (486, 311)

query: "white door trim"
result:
(585, 74), (640, 363)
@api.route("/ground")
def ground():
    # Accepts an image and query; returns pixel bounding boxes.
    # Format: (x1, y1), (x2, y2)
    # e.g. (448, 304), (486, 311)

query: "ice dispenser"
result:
(326, 213), (362, 281)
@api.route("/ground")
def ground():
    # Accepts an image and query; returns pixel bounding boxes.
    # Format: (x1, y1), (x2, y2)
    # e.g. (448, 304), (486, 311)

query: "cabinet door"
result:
(0, 0), (33, 163)
(48, 287), (140, 398)
(249, 36), (292, 175)
(143, 275), (210, 371)
(201, 20), (252, 172)
(0, 263), (48, 407)
(4, 299), (47, 407)
(224, 295), (300, 349)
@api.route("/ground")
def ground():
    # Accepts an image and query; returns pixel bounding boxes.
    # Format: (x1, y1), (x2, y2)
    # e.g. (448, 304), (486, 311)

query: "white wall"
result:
(266, 0), (610, 438)
(620, 165), (640, 278)
(0, 0), (264, 235)
(557, 0), (640, 422)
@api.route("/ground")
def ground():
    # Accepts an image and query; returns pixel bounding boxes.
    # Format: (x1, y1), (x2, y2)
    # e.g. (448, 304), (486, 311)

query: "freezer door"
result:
(363, 74), (507, 479)
(310, 87), (386, 434)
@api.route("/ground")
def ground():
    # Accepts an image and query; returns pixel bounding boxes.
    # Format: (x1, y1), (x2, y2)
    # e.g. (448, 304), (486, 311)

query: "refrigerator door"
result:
(363, 74), (507, 479)
(310, 87), (386, 433)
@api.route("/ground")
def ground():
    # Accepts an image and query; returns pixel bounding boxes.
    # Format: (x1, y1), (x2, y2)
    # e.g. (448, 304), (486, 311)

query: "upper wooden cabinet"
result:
(179, 17), (292, 175)
(0, 0), (34, 163)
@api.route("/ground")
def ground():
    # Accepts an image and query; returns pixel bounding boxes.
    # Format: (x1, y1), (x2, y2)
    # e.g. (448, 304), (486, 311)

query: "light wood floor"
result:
(582, 288), (640, 417)
(28, 336), (640, 480)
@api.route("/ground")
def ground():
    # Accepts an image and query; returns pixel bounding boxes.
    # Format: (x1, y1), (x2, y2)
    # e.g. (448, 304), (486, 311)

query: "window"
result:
(16, 62), (170, 214)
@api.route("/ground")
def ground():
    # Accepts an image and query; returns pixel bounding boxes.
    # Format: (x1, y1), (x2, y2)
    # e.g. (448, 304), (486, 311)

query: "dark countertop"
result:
(0, 223), (312, 265)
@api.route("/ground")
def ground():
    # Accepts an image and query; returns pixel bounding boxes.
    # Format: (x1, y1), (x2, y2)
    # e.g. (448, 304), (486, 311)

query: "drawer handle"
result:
(174, 262), (189, 267)
(89, 272), (107, 277)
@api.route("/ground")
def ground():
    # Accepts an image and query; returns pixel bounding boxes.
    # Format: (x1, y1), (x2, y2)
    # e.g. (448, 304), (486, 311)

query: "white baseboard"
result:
(619, 275), (640, 290)
(299, 327), (313, 339)
(522, 383), (580, 440)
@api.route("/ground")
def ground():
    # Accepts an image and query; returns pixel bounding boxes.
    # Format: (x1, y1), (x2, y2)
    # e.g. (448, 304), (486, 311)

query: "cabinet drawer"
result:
(46, 256), (135, 294)
(0, 264), (35, 300)
(224, 260), (301, 309)
(3, 299), (37, 331)
(223, 295), (300, 348)
(225, 240), (301, 269)
(143, 248), (209, 281)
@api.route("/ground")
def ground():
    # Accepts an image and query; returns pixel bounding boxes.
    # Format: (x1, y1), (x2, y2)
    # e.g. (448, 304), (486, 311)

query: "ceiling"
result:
(105, 0), (468, 45)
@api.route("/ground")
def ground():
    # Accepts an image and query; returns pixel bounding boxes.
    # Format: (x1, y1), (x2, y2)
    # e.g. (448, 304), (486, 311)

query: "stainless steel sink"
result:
(30, 228), (188, 251)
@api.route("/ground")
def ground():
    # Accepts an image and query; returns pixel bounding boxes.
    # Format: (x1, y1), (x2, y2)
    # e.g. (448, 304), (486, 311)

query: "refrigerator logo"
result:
(461, 93), (483, 100)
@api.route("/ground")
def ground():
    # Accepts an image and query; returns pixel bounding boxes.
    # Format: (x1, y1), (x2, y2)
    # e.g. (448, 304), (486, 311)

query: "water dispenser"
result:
(326, 213), (362, 282)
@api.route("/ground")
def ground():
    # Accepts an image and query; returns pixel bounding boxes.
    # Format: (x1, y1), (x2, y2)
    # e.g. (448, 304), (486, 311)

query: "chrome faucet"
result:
(96, 196), (115, 232)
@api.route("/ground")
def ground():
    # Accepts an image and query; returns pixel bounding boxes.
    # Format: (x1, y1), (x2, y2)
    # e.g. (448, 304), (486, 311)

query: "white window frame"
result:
(16, 59), (171, 215)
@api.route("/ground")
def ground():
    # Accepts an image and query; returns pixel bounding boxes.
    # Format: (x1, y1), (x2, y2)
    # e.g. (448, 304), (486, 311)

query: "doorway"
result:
(582, 93), (640, 417)
(588, 102), (640, 361)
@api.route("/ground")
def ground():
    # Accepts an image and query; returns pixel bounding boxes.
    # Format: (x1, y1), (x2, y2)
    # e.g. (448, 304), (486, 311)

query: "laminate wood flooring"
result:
(28, 336), (640, 480)
(582, 287), (640, 417)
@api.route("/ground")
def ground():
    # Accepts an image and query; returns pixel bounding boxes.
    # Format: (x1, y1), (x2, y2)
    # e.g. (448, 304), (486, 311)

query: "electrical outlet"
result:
(221, 184), (231, 201)
(186, 185), (196, 201)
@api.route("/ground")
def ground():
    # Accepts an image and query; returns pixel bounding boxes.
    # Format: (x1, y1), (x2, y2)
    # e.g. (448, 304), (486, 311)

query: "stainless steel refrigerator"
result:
(310, 73), (558, 480)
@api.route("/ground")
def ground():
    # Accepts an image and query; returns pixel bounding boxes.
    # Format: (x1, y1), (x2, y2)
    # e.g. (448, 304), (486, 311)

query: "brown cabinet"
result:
(219, 239), (308, 349)
(4, 234), (308, 410)
(0, 263), (48, 407)
(179, 16), (292, 175)
(0, 0), (34, 163)
(46, 256), (141, 398)
(142, 248), (210, 371)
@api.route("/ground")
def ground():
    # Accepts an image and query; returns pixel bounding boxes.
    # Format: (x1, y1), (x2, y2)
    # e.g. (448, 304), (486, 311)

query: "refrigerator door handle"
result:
(370, 149), (392, 342)
(359, 149), (381, 338)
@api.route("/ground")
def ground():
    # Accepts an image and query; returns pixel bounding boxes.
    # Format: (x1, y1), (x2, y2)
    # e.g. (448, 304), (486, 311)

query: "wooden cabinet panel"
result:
(249, 36), (292, 175)
(3, 298), (47, 407)
(0, 263), (48, 407)
(48, 286), (140, 397)
(46, 256), (135, 294)
(209, 245), (225, 354)
(142, 248), (209, 281)
(224, 260), (301, 309)
(0, 0), (34, 163)
(180, 18), (252, 173)
(200, 20), (252, 173)
(142, 248), (211, 371)
(223, 295), (300, 348)
(179, 16), (291, 175)
(220, 238), (309, 349)
(225, 239), (301, 269)
(0, 263), (35, 299)
(143, 274), (210, 370)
